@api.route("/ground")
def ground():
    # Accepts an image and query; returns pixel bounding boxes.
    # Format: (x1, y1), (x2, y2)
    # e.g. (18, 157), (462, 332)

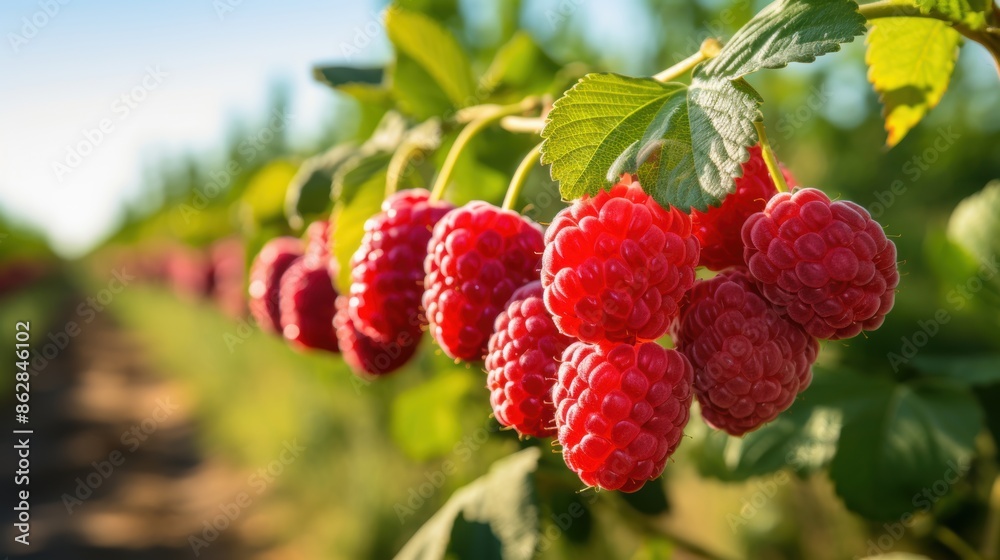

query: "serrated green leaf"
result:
(866, 18), (961, 147)
(638, 78), (762, 211)
(312, 65), (384, 89)
(702, 0), (867, 79)
(396, 447), (541, 560)
(916, 0), (990, 29)
(540, 73), (686, 200)
(829, 378), (981, 520)
(386, 9), (475, 112)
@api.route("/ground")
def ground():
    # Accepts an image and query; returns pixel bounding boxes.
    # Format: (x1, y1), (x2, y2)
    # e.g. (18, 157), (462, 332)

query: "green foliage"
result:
(313, 66), (384, 88)
(396, 447), (541, 560)
(284, 144), (356, 229)
(911, 354), (1000, 386)
(829, 376), (981, 520)
(540, 75), (686, 200)
(390, 368), (477, 461)
(700, 0), (867, 78)
(946, 181), (1000, 304)
(386, 8), (476, 118)
(634, 77), (762, 211)
(915, 0), (990, 29)
(481, 32), (566, 101)
(865, 18), (961, 147)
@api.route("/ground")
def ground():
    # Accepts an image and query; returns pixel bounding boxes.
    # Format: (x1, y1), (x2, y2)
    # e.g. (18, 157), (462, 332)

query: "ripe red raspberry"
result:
(423, 202), (544, 361)
(334, 298), (419, 376)
(553, 341), (693, 492)
(672, 269), (818, 436)
(304, 219), (331, 264)
(279, 257), (339, 353)
(485, 281), (573, 438)
(249, 237), (303, 333)
(541, 176), (699, 344)
(691, 145), (797, 271)
(349, 189), (454, 342)
(742, 188), (899, 339)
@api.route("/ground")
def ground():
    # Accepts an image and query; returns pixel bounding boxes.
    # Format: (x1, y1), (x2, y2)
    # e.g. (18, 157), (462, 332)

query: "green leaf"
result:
(639, 77), (762, 211)
(540, 74), (686, 200)
(701, 0), (867, 79)
(332, 111), (408, 206)
(912, 355), (1000, 386)
(390, 369), (477, 461)
(481, 32), (564, 101)
(312, 66), (384, 89)
(542, 72), (765, 210)
(284, 144), (356, 229)
(386, 8), (475, 115)
(335, 83), (394, 141)
(396, 447), (541, 560)
(238, 159), (299, 228)
(829, 378), (981, 520)
(865, 18), (961, 147)
(619, 480), (670, 515)
(915, 0), (990, 29)
(946, 181), (1000, 305)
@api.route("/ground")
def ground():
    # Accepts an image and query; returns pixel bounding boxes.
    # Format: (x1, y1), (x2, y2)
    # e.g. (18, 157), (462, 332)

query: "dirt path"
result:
(2, 305), (271, 559)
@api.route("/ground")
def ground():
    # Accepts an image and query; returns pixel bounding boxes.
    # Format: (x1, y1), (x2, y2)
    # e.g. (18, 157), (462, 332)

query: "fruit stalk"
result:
(429, 97), (541, 203)
(501, 143), (542, 211)
(652, 38), (723, 82)
(753, 120), (790, 193)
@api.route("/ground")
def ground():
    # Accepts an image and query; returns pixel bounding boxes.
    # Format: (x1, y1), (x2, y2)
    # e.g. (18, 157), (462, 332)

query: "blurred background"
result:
(1, 0), (999, 558)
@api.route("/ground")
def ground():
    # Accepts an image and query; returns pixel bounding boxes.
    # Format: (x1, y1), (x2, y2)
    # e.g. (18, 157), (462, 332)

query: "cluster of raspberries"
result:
(248, 145), (898, 493)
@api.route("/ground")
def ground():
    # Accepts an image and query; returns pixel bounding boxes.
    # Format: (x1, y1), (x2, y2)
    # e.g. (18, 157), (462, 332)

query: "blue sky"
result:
(0, 0), (394, 255)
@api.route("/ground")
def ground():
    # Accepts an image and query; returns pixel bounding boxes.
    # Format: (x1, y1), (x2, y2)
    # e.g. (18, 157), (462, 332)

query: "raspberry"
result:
(279, 257), (340, 353)
(249, 237), (303, 333)
(210, 238), (246, 319)
(166, 246), (214, 301)
(553, 341), (693, 492)
(672, 269), (818, 436)
(349, 189), (454, 342)
(334, 298), (419, 376)
(423, 202), (544, 361)
(485, 281), (573, 438)
(691, 145), (797, 271)
(541, 176), (699, 344)
(742, 188), (899, 339)
(304, 219), (331, 264)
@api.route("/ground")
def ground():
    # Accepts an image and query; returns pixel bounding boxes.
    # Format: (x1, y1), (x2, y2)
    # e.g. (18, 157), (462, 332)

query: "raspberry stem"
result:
(502, 143), (542, 211)
(429, 97), (542, 203)
(386, 140), (425, 198)
(653, 38), (723, 82)
(753, 121), (790, 193)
